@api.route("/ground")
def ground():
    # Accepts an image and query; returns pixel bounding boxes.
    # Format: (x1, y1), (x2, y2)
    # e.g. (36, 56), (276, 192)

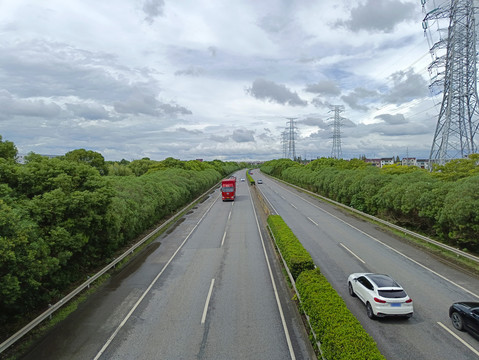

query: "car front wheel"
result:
(366, 302), (376, 319)
(348, 282), (355, 297)
(451, 312), (464, 331)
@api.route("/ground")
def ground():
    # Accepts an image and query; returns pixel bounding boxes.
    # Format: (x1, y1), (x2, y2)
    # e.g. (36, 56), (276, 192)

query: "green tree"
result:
(432, 154), (479, 181)
(63, 149), (108, 175)
(0, 135), (18, 161)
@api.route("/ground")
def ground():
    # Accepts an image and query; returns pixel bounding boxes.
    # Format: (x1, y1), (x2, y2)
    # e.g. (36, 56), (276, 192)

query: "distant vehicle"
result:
(257, 179), (263, 184)
(221, 179), (236, 201)
(348, 273), (413, 319)
(240, 178), (245, 182)
(449, 302), (479, 336)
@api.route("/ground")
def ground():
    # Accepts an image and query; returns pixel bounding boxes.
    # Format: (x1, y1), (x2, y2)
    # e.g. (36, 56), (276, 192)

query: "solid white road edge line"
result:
(256, 186), (279, 215)
(437, 322), (479, 357)
(93, 194), (220, 360)
(248, 186), (296, 360)
(201, 279), (215, 324)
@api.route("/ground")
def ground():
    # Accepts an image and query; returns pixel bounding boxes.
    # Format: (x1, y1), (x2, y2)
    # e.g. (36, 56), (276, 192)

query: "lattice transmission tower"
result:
(281, 130), (288, 158)
(285, 118), (297, 160)
(330, 105), (345, 159)
(422, 0), (479, 164)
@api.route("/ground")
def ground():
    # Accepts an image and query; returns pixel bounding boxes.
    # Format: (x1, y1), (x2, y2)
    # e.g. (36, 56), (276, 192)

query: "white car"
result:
(348, 273), (413, 319)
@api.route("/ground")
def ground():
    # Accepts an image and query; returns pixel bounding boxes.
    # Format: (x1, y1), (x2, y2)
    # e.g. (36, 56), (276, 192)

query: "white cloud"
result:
(0, 0), (442, 161)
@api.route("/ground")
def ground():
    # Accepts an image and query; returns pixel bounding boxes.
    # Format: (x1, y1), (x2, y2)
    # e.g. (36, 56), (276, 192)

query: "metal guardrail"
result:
(271, 175), (479, 264)
(0, 183), (220, 354)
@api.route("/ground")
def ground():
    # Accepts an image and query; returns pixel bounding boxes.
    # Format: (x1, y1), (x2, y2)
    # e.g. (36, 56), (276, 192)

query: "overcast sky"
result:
(1, 0), (448, 161)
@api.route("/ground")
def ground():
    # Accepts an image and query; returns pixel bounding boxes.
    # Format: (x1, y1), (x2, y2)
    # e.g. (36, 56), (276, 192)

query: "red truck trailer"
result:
(221, 178), (236, 201)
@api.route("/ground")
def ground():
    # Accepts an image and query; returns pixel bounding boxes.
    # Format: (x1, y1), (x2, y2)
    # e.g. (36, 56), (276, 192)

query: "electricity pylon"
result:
(285, 118), (297, 160)
(281, 130), (288, 158)
(422, 0), (479, 164)
(330, 105), (345, 159)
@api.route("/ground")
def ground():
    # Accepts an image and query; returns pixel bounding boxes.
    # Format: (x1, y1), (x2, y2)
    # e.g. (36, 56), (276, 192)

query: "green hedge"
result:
(296, 269), (385, 360)
(246, 170), (255, 185)
(267, 215), (315, 279)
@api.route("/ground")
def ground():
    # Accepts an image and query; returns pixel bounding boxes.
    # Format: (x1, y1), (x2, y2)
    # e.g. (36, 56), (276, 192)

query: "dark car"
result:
(449, 302), (479, 336)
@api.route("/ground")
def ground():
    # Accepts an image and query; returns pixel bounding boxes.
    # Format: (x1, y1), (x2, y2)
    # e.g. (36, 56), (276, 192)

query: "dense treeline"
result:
(0, 136), (242, 333)
(261, 156), (479, 253)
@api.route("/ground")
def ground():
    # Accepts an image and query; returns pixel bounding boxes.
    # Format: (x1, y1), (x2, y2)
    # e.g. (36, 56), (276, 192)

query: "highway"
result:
(253, 172), (479, 360)
(20, 172), (315, 360)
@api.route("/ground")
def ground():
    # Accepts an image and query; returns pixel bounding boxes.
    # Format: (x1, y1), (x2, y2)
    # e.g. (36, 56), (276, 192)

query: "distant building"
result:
(402, 157), (417, 167)
(416, 159), (430, 170)
(380, 158), (394, 167)
(364, 158), (381, 167)
(363, 156), (431, 170)
(363, 157), (397, 168)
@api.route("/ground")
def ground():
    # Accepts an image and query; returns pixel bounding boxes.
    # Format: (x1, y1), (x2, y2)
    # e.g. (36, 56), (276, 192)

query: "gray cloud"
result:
(66, 103), (110, 120)
(209, 134), (229, 143)
(0, 90), (62, 120)
(336, 0), (416, 33)
(175, 66), (207, 77)
(382, 69), (429, 105)
(299, 116), (329, 129)
(113, 93), (160, 116)
(143, 0), (165, 24)
(341, 88), (379, 111)
(258, 14), (290, 34)
(311, 97), (331, 109)
(375, 113), (408, 125)
(232, 129), (255, 143)
(159, 103), (192, 116)
(341, 118), (357, 128)
(246, 79), (307, 106)
(304, 129), (330, 140)
(305, 80), (341, 96)
(0, 40), (163, 105)
(208, 46), (217, 57)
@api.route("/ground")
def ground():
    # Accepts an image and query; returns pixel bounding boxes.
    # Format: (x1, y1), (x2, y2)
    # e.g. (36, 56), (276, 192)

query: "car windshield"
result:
(222, 186), (234, 192)
(378, 289), (407, 298)
(368, 274), (400, 288)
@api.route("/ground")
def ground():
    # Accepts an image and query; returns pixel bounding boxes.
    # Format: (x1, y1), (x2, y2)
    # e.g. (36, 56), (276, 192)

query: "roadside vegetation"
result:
(267, 214), (384, 359)
(0, 135), (243, 341)
(261, 156), (479, 254)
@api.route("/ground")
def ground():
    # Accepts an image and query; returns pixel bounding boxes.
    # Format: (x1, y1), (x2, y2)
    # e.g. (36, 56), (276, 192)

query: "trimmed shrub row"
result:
(246, 170), (255, 184)
(267, 215), (315, 279)
(296, 269), (385, 360)
(267, 214), (384, 359)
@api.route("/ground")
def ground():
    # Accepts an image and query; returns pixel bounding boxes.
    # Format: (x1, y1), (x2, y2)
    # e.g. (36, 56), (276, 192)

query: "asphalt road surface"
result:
(254, 172), (479, 360)
(20, 172), (315, 360)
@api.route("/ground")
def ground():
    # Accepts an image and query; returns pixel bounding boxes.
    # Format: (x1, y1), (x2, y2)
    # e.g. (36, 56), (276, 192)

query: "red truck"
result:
(221, 178), (236, 201)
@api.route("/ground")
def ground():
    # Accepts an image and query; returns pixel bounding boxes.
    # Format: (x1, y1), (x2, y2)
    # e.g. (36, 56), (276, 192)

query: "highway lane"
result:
(20, 173), (315, 360)
(254, 172), (479, 360)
